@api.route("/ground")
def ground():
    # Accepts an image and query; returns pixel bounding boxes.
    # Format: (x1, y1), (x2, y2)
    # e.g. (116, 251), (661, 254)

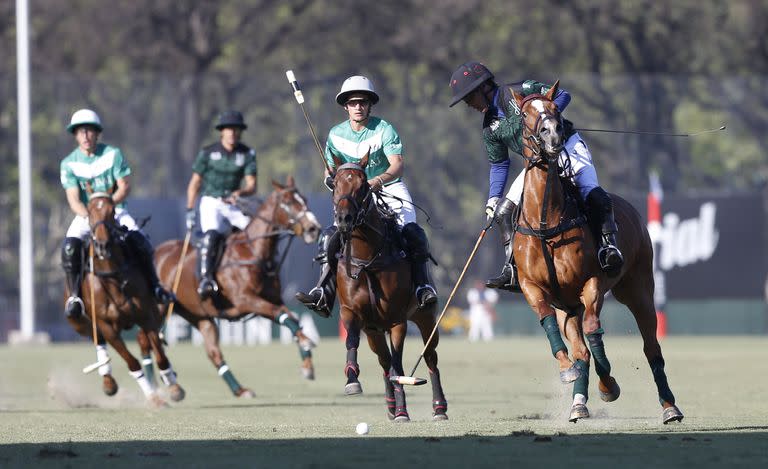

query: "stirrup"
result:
(415, 285), (437, 308)
(295, 288), (331, 318)
(64, 296), (85, 318)
(598, 245), (624, 274)
(485, 264), (522, 293)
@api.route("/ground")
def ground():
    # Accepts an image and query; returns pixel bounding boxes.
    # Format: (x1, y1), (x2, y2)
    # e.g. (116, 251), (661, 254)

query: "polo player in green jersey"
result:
(60, 109), (175, 320)
(296, 75), (437, 318)
(185, 110), (257, 299)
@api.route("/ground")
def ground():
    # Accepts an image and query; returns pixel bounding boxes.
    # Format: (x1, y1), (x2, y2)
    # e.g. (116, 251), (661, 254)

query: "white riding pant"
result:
(199, 195), (251, 233)
(65, 207), (139, 239)
(375, 181), (416, 226)
(506, 132), (599, 205)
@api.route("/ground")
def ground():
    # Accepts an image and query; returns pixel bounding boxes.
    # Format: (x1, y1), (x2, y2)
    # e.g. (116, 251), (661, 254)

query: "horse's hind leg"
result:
(612, 276), (683, 424)
(579, 282), (621, 403)
(366, 331), (396, 418)
(136, 329), (156, 388)
(276, 309), (315, 380)
(194, 316), (254, 398)
(342, 317), (364, 395)
(143, 326), (185, 402)
(411, 306), (448, 421)
(526, 291), (580, 382)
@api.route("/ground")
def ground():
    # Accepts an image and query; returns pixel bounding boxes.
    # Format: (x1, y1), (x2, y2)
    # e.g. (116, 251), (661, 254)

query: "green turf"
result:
(1, 336), (767, 468)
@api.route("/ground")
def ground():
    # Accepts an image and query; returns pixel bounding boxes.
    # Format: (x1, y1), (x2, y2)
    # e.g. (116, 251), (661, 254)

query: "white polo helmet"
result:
(67, 109), (103, 134)
(335, 75), (380, 106)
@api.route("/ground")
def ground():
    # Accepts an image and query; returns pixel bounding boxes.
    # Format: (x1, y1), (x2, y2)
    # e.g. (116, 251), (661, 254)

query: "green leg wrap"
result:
(218, 362), (243, 395)
(572, 359), (590, 399)
(540, 315), (567, 357)
(649, 356), (676, 405)
(586, 328), (611, 378)
(141, 354), (155, 386)
(277, 312), (301, 335)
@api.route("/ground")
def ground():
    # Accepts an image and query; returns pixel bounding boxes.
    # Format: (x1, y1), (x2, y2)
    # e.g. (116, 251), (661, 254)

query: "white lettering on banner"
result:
(647, 202), (720, 271)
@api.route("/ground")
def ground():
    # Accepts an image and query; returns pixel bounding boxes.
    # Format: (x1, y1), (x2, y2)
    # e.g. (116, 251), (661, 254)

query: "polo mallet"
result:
(391, 218), (495, 386)
(83, 242), (110, 374)
(161, 229), (192, 340)
(575, 124), (726, 138)
(285, 70), (332, 174)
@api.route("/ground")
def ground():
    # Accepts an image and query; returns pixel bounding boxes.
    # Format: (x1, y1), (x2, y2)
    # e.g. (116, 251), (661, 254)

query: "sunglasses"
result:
(345, 99), (370, 107)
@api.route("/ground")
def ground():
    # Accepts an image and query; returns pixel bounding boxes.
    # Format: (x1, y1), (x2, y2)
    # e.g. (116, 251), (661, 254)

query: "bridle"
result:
(88, 192), (119, 261)
(518, 94), (564, 165)
(334, 162), (374, 234)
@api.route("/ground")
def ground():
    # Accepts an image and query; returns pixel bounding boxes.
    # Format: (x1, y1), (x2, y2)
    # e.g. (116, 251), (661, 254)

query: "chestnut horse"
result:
(153, 177), (322, 397)
(331, 154), (447, 422)
(509, 82), (683, 423)
(66, 190), (185, 407)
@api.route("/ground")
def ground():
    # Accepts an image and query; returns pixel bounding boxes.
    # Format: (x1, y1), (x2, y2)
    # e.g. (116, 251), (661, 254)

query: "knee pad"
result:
(586, 187), (613, 214)
(61, 237), (83, 272)
(401, 223), (431, 263)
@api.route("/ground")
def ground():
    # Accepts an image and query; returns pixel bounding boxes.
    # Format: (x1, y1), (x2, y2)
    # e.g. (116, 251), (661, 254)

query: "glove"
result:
(324, 175), (335, 192)
(185, 208), (196, 231)
(485, 197), (500, 221)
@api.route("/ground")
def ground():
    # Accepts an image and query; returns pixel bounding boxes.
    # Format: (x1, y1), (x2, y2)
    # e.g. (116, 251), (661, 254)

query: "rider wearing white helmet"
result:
(60, 109), (175, 319)
(296, 75), (438, 317)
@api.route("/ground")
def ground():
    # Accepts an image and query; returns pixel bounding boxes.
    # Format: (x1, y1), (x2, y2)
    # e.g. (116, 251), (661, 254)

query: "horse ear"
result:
(331, 153), (343, 172)
(286, 175), (295, 187)
(85, 181), (93, 194)
(358, 143), (370, 169)
(545, 80), (560, 101)
(511, 89), (525, 109)
(272, 179), (285, 190)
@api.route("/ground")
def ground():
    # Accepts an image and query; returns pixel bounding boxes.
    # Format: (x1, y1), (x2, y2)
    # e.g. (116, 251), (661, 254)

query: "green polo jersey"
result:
(192, 141), (258, 198)
(324, 116), (402, 183)
(59, 143), (132, 207)
(483, 80), (575, 163)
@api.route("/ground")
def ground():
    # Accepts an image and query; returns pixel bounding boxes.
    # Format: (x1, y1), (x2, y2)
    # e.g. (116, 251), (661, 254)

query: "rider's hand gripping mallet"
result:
(285, 70), (333, 174)
(160, 229), (192, 343)
(391, 219), (495, 386)
(83, 242), (111, 374)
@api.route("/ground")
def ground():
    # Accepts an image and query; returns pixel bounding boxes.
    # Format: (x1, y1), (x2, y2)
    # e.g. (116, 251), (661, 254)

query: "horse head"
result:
(86, 185), (117, 259)
(512, 80), (564, 162)
(269, 176), (322, 244)
(331, 150), (372, 235)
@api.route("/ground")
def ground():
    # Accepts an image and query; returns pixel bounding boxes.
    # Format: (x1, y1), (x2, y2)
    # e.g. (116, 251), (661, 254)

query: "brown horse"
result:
(509, 82), (683, 423)
(331, 154), (447, 422)
(66, 190), (184, 407)
(153, 177), (322, 397)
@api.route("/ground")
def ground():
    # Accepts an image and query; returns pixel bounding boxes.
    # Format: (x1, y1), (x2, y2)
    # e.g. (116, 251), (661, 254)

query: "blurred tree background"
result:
(1, 0), (767, 334)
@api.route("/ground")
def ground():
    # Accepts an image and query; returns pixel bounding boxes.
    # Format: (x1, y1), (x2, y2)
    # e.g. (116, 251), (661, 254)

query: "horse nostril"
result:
(343, 214), (352, 224)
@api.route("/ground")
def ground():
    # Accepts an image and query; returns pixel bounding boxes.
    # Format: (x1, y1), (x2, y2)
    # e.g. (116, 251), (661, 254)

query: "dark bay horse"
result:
(153, 178), (322, 397)
(331, 154), (447, 422)
(66, 190), (185, 407)
(510, 82), (683, 424)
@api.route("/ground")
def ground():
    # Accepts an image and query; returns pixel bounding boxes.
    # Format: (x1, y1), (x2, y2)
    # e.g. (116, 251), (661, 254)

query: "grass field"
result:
(1, 335), (767, 468)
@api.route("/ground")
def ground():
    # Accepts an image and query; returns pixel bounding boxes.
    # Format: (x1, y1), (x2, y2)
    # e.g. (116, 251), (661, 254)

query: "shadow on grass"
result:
(1, 431), (767, 469)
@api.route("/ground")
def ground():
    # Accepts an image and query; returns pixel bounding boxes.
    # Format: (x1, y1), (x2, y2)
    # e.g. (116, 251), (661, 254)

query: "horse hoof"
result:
(345, 382), (363, 395)
(599, 377), (621, 402)
(102, 375), (118, 396)
(569, 403), (589, 422)
(168, 384), (186, 402)
(301, 367), (315, 381)
(235, 388), (256, 398)
(432, 412), (449, 421)
(662, 405), (684, 424)
(560, 366), (581, 384)
(393, 414), (410, 423)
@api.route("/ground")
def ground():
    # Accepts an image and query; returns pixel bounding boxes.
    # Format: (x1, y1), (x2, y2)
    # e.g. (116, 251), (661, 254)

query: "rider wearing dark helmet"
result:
(449, 61), (624, 292)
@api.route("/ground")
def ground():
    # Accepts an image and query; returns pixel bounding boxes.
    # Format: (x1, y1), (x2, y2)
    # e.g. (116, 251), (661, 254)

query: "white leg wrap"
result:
(159, 366), (178, 386)
(129, 370), (155, 396)
(96, 345), (112, 376)
(573, 393), (587, 406)
(277, 313), (289, 325)
(217, 364), (230, 376)
(141, 356), (153, 367)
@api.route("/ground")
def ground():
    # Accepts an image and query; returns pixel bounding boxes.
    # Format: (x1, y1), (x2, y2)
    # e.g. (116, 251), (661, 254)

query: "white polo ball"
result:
(355, 422), (369, 435)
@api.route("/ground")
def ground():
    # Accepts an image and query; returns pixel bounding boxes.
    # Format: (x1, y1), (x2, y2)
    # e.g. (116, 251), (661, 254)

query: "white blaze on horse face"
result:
(531, 99), (546, 114)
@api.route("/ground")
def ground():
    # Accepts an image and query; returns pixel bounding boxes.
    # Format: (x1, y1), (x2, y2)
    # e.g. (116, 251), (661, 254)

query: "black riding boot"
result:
(61, 237), (84, 318)
(198, 230), (224, 300)
(125, 231), (176, 303)
(587, 187), (624, 276)
(401, 223), (438, 308)
(485, 199), (522, 293)
(296, 226), (339, 318)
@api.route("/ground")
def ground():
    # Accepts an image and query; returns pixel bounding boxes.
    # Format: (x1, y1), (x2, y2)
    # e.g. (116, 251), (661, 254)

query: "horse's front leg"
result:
(386, 322), (410, 422)
(342, 312), (364, 395)
(558, 310), (591, 422)
(196, 317), (254, 398)
(274, 306), (315, 380)
(411, 305), (448, 421)
(524, 287), (579, 383)
(136, 329), (156, 388)
(69, 315), (118, 396)
(580, 281), (621, 405)
(144, 326), (185, 402)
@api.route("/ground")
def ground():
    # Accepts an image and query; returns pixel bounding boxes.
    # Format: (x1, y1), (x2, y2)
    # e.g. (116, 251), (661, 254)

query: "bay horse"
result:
(331, 154), (447, 422)
(66, 189), (185, 407)
(153, 177), (322, 397)
(510, 82), (683, 423)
